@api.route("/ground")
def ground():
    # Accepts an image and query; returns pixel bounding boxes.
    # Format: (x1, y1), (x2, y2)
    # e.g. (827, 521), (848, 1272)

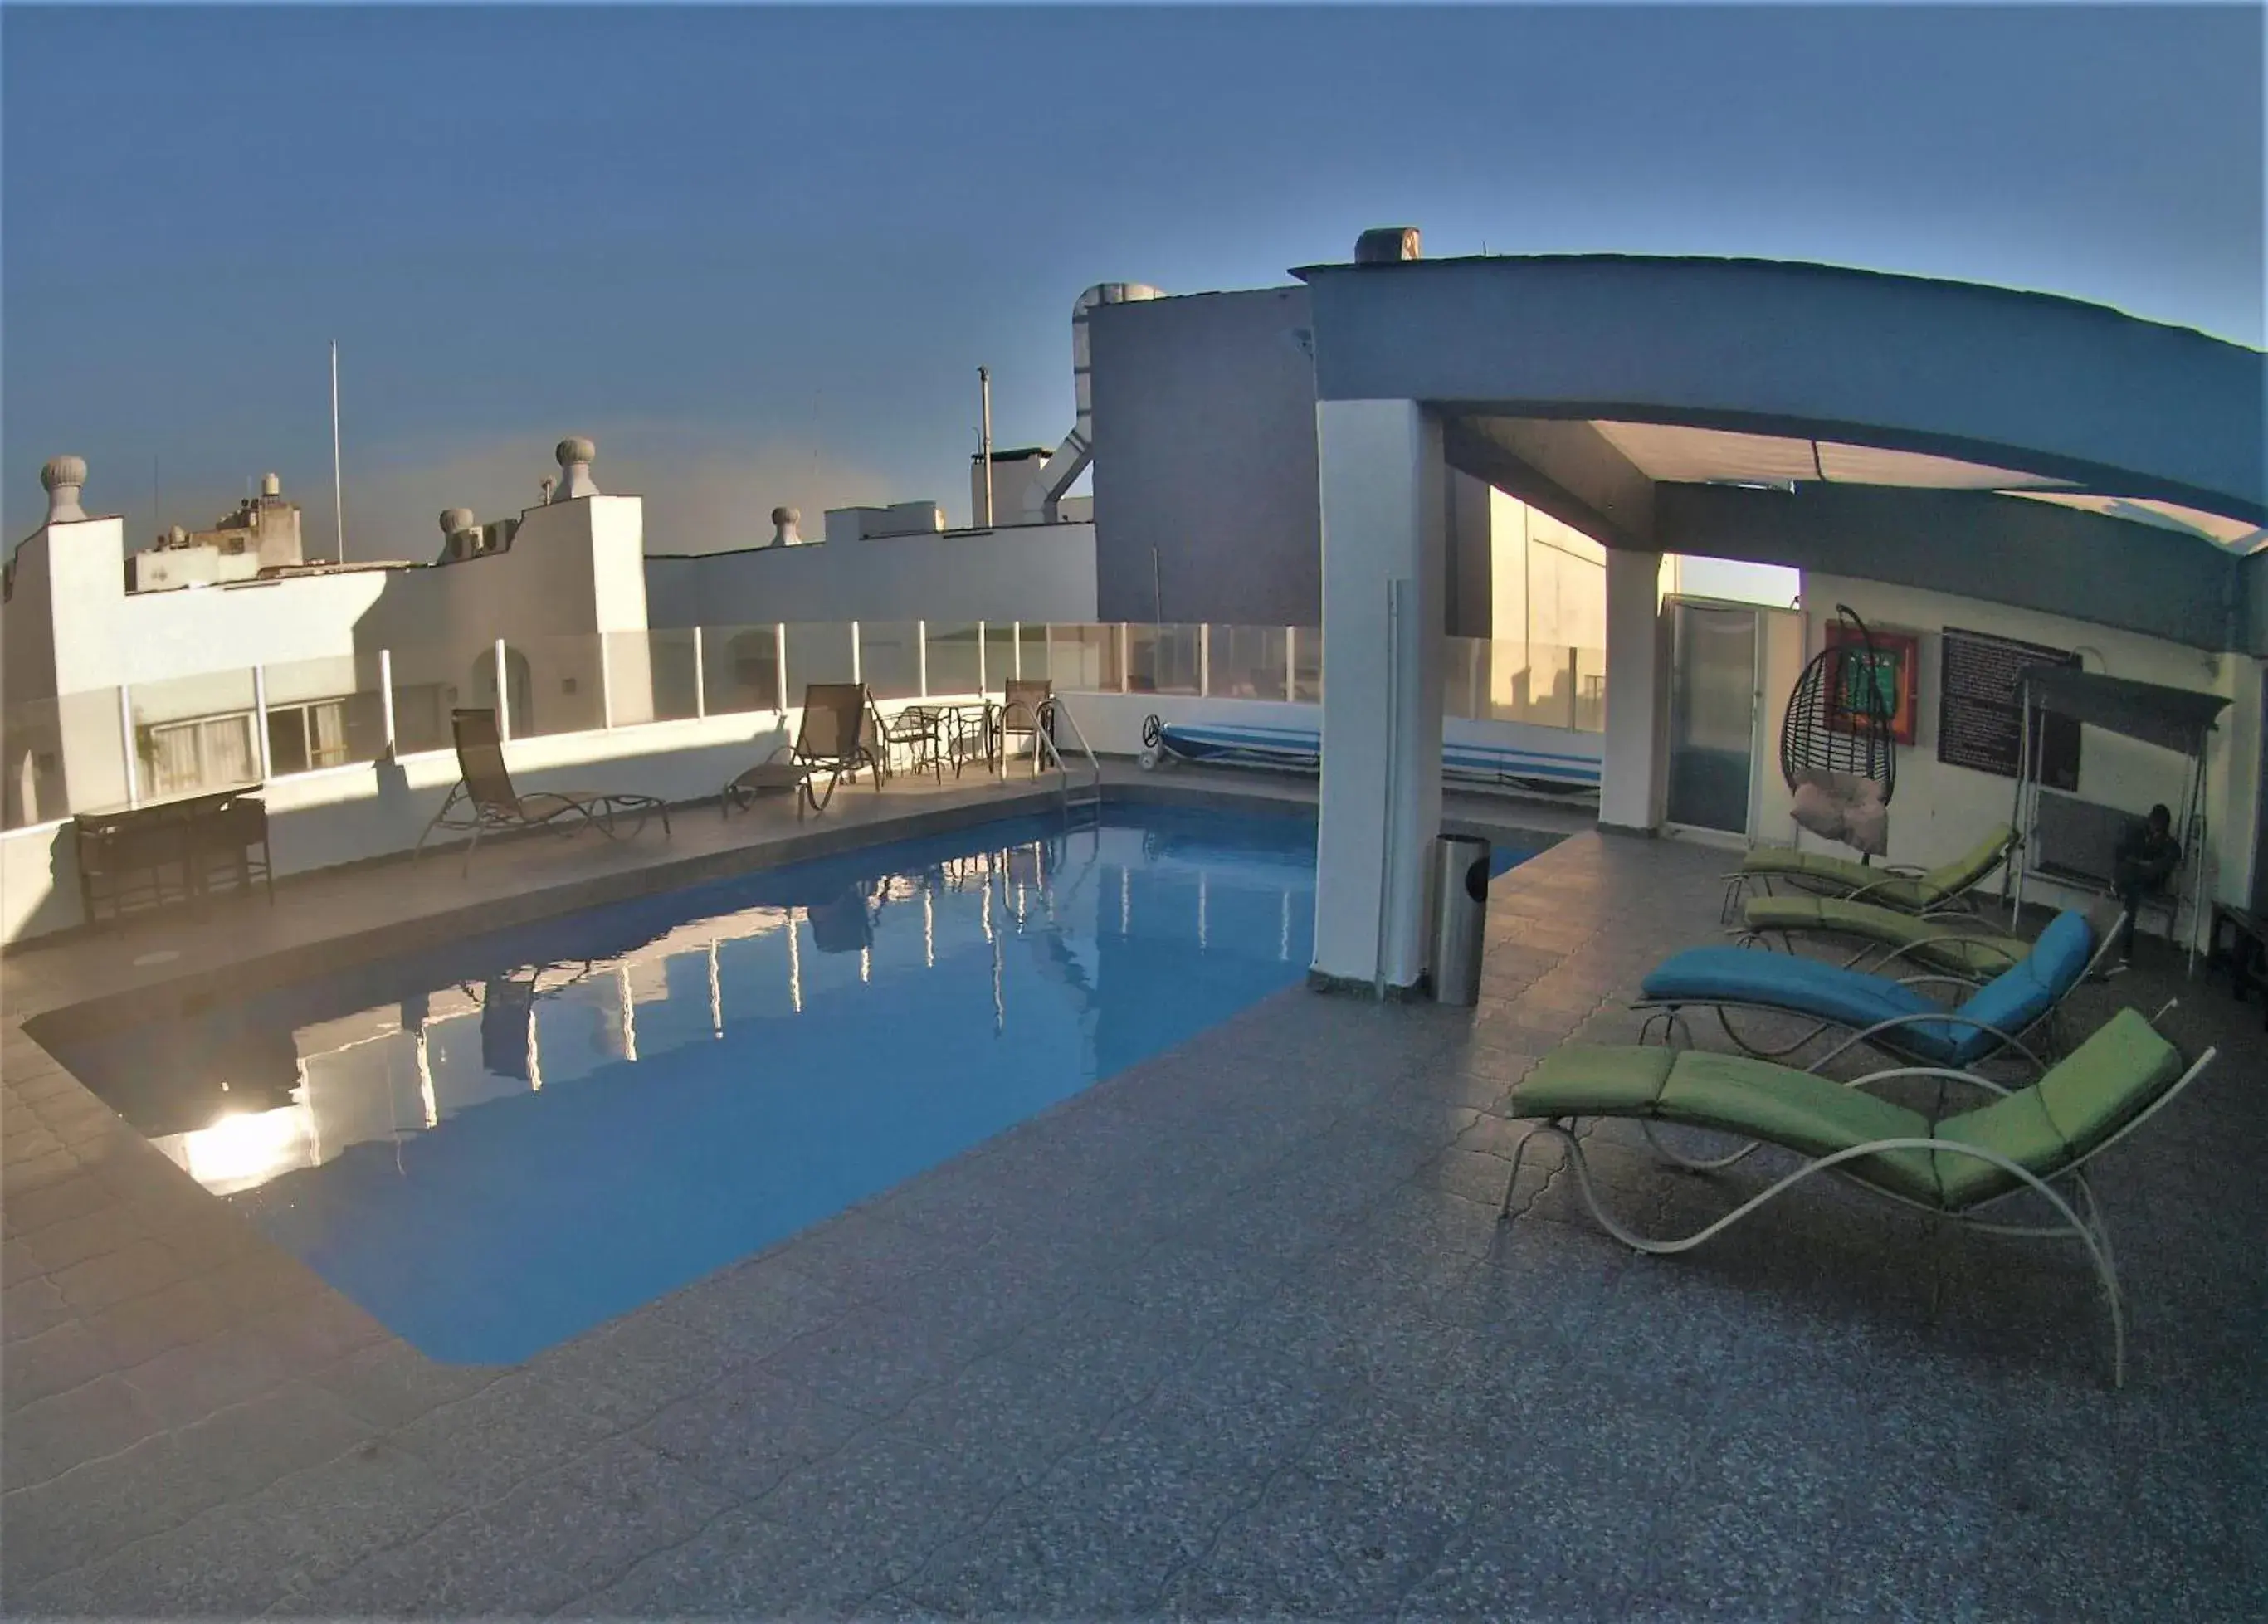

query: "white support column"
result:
(1198, 624), (1212, 698)
(1012, 623), (1023, 680)
(773, 624), (788, 714)
(495, 639), (512, 740)
(1285, 627), (1298, 703)
(977, 622), (988, 694)
(252, 666), (273, 781)
(692, 626), (707, 719)
(1598, 547), (1666, 834)
(1311, 398), (1446, 996)
(378, 648), (398, 757)
(850, 622), (861, 684)
(917, 619), (929, 699)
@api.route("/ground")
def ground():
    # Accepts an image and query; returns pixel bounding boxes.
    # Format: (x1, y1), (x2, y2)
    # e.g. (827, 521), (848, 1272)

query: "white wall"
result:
(1797, 573), (2256, 934)
(0, 702), (850, 944)
(644, 522), (1098, 632)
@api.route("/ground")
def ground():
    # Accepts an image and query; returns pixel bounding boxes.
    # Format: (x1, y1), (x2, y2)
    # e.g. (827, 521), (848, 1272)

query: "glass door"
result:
(1666, 601), (1761, 836)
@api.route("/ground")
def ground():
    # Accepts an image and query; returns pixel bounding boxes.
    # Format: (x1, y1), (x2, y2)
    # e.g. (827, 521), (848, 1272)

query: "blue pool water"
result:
(61, 808), (1537, 1363)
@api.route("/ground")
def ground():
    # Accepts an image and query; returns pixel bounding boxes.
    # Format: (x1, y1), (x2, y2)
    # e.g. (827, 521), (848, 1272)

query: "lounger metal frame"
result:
(1718, 829), (2022, 926)
(1640, 911), (2125, 1073)
(1732, 914), (2029, 984)
(414, 709), (671, 874)
(1499, 1027), (2218, 1387)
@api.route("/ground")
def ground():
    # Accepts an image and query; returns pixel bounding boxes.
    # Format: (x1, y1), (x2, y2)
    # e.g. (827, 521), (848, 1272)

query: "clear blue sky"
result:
(5, 2), (2261, 556)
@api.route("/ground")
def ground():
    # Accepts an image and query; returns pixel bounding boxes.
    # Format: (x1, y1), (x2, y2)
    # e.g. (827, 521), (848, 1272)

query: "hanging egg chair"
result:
(1781, 605), (1897, 857)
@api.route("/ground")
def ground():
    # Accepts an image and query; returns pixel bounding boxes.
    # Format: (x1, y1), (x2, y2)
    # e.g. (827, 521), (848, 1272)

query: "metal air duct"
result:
(1024, 281), (1164, 524)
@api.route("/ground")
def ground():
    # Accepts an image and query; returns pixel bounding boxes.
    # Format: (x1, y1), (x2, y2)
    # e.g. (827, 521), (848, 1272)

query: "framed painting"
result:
(1824, 622), (1919, 747)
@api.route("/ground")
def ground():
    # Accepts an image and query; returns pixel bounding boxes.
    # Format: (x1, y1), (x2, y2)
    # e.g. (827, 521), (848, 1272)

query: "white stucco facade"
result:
(644, 521), (1098, 632)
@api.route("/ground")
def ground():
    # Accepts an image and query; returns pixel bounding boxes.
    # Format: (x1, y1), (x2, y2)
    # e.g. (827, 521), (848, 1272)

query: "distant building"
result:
(124, 472), (305, 592)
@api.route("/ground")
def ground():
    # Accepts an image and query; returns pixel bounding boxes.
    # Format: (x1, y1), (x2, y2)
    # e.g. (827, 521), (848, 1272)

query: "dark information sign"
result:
(1938, 627), (2082, 786)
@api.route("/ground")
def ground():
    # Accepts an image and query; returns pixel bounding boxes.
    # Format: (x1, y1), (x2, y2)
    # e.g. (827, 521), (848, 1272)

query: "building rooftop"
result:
(3, 768), (2259, 1617)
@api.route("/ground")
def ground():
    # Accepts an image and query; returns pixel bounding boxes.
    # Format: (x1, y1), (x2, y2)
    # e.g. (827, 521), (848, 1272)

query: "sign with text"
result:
(1938, 627), (2081, 786)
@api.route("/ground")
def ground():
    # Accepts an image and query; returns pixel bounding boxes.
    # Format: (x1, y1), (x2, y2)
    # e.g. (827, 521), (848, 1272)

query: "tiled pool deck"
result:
(3, 769), (2262, 1619)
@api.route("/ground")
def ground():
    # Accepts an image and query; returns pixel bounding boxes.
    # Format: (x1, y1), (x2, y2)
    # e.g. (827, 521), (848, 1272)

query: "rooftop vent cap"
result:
(1354, 227), (1422, 265)
(769, 506), (803, 548)
(439, 507), (478, 538)
(41, 455), (88, 523)
(554, 436), (600, 501)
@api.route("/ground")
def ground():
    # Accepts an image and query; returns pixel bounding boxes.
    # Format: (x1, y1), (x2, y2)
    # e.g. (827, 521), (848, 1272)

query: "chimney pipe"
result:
(978, 367), (994, 529)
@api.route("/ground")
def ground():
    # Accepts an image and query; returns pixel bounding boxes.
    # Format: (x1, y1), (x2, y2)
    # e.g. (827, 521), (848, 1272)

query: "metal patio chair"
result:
(720, 682), (886, 817)
(414, 708), (670, 870)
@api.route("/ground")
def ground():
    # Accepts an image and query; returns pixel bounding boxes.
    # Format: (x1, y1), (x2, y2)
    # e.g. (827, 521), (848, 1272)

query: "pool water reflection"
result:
(62, 810), (1539, 1363)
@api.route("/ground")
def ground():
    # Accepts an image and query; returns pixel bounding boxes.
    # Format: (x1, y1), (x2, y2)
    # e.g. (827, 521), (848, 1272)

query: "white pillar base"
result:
(1599, 548), (1666, 836)
(1311, 398), (1446, 994)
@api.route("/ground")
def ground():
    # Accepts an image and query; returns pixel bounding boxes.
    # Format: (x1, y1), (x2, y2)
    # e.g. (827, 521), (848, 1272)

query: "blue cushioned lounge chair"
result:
(1637, 908), (2118, 1072)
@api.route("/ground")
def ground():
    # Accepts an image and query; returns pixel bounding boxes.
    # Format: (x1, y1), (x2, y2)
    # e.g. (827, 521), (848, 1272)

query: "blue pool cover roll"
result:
(1146, 719), (1599, 792)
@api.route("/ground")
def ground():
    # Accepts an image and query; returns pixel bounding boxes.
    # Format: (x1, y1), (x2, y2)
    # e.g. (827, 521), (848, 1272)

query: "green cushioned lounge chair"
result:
(1721, 823), (2019, 923)
(1500, 1007), (2216, 1387)
(1739, 894), (2033, 981)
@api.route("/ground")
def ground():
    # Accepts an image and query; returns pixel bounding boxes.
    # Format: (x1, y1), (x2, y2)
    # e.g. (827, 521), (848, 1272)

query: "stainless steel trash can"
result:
(1431, 834), (1490, 1006)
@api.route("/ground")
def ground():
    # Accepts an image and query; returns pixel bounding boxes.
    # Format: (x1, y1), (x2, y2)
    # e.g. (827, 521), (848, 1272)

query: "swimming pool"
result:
(60, 807), (1538, 1363)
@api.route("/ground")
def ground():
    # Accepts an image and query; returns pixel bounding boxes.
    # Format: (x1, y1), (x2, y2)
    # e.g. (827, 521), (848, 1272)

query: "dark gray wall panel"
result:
(1089, 288), (1322, 626)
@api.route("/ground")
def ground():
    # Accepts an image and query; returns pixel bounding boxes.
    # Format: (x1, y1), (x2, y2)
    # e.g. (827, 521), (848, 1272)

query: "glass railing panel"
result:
(1127, 624), (1201, 695)
(926, 623), (983, 699)
(643, 629), (702, 724)
(1291, 627), (1323, 704)
(128, 670), (260, 801)
(1043, 625), (1121, 693)
(1206, 626), (1289, 701)
(702, 624), (783, 716)
(1575, 645), (1607, 732)
(383, 643), (455, 756)
(858, 622), (922, 701)
(1017, 622), (1051, 685)
(260, 651), (390, 773)
(783, 622), (855, 700)
(508, 634), (608, 739)
(982, 623), (1017, 693)
(2, 690), (136, 826)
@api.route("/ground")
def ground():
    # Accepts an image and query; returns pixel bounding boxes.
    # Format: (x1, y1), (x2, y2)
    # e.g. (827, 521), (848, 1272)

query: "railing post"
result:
(1567, 645), (1581, 731)
(253, 665), (273, 781)
(597, 633), (615, 731)
(1198, 624), (1211, 698)
(1012, 622), (1022, 680)
(917, 619), (929, 699)
(495, 638), (511, 740)
(378, 648), (398, 757)
(774, 623), (788, 713)
(976, 621), (987, 695)
(1118, 623), (1130, 694)
(1284, 627), (1297, 703)
(119, 685), (141, 808)
(850, 622), (861, 685)
(692, 626), (707, 719)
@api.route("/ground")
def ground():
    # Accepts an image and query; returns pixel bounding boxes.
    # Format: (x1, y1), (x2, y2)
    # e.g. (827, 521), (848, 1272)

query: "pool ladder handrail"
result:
(1032, 697), (1103, 822)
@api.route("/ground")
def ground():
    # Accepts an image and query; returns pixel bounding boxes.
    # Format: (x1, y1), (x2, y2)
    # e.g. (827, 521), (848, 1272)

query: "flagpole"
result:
(329, 340), (345, 563)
